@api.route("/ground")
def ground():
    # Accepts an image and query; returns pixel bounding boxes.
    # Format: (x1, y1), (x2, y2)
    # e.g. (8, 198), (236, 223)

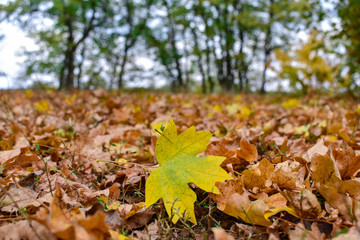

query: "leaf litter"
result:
(0, 90), (359, 239)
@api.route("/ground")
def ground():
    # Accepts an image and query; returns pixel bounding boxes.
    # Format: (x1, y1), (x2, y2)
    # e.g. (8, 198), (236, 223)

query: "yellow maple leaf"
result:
(119, 202), (146, 220)
(209, 104), (223, 113)
(65, 94), (77, 104)
(98, 196), (121, 210)
(109, 230), (137, 240)
(145, 119), (231, 224)
(35, 100), (50, 113)
(25, 89), (32, 98)
(226, 104), (241, 115)
(282, 98), (299, 109)
(239, 105), (251, 118)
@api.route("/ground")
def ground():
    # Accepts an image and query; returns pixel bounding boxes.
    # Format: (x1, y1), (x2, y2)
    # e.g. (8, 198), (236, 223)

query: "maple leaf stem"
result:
(155, 129), (174, 143)
(0, 216), (25, 221)
(96, 159), (157, 168)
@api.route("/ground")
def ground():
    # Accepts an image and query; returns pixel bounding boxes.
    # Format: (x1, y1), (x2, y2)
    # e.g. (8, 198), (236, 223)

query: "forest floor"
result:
(0, 90), (359, 240)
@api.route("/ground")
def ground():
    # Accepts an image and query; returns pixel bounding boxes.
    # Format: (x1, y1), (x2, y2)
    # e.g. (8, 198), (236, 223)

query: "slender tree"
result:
(336, 0), (360, 95)
(1, 0), (111, 90)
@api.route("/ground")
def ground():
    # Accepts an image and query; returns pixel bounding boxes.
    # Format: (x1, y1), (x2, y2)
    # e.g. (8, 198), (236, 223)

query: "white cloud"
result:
(0, 22), (37, 89)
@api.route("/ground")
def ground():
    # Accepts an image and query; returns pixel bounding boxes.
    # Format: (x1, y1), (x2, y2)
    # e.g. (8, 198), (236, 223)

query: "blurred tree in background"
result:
(0, 33), (4, 77)
(1, 0), (113, 90)
(0, 0), (358, 96)
(275, 31), (338, 94)
(336, 0), (360, 96)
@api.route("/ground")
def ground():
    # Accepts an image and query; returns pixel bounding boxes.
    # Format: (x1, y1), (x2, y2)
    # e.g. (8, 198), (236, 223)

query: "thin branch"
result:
(11, 175), (50, 212)
(0, 184), (43, 240)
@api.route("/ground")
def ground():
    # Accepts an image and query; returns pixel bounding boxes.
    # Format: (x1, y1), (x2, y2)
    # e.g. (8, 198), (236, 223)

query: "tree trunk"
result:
(59, 64), (65, 90)
(238, 30), (247, 92)
(261, 0), (274, 94)
(118, 0), (133, 89)
(165, 1), (183, 91)
(64, 47), (75, 90)
(223, 2), (234, 91)
(183, 29), (191, 90)
(191, 27), (206, 93)
(63, 17), (75, 91)
(76, 43), (86, 89)
(118, 47), (129, 89)
(198, 6), (215, 93)
(117, 0), (153, 90)
(60, 1), (97, 90)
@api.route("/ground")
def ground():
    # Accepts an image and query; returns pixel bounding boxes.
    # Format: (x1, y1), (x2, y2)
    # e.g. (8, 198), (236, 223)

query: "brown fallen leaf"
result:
(237, 138), (258, 162)
(131, 219), (160, 240)
(0, 147), (40, 174)
(288, 222), (325, 240)
(242, 167), (267, 190)
(36, 173), (109, 205)
(283, 189), (322, 218)
(212, 228), (235, 240)
(315, 183), (354, 221)
(0, 220), (56, 240)
(216, 191), (273, 227)
(338, 179), (360, 200)
(310, 151), (360, 222)
(108, 183), (121, 199)
(242, 158), (274, 191)
(212, 179), (245, 210)
(264, 193), (288, 209)
(114, 202), (155, 229)
(310, 154), (341, 186)
(31, 185), (111, 240)
(272, 168), (299, 190)
(332, 229), (360, 240)
(1, 91), (359, 238)
(303, 138), (328, 162)
(332, 142), (360, 178)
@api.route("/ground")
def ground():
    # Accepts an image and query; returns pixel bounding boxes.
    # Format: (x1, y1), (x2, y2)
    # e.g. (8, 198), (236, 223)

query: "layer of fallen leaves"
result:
(0, 89), (359, 240)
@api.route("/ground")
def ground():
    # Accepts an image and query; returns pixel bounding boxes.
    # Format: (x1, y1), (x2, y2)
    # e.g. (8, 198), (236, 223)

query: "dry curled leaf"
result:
(237, 138), (258, 162)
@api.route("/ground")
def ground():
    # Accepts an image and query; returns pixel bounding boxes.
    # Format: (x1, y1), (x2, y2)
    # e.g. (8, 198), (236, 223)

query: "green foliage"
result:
(1, 0), (113, 90)
(0, 0), (356, 96)
(336, 0), (360, 95)
(275, 31), (338, 94)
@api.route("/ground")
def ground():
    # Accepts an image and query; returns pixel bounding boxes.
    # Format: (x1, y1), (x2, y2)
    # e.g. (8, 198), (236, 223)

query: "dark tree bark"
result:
(182, 28), (191, 90)
(118, 0), (134, 89)
(164, 0), (184, 91)
(59, 1), (97, 90)
(205, 41), (215, 93)
(233, 0), (248, 92)
(191, 27), (206, 93)
(223, 2), (234, 91)
(213, 5), (226, 90)
(260, 0), (274, 94)
(118, 0), (153, 89)
(239, 30), (251, 93)
(76, 43), (86, 89)
(197, 5), (215, 93)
